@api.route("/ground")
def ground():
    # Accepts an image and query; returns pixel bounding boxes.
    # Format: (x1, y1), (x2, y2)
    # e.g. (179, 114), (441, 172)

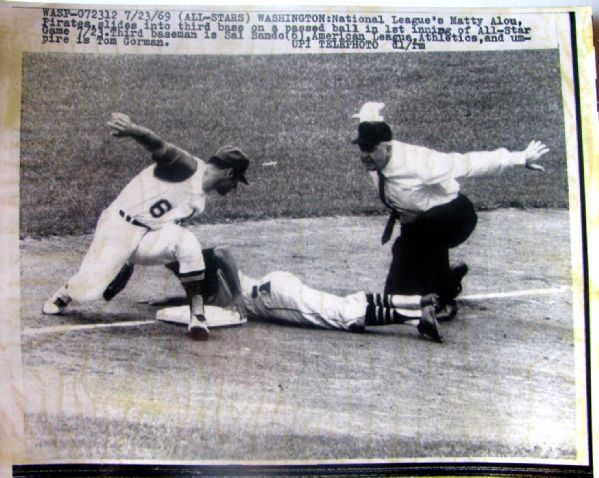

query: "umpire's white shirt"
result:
(370, 140), (527, 213)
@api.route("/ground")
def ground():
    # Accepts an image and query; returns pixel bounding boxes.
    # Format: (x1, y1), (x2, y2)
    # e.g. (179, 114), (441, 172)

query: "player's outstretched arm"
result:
(522, 140), (550, 171)
(107, 112), (165, 152)
(213, 247), (247, 320)
(107, 113), (197, 178)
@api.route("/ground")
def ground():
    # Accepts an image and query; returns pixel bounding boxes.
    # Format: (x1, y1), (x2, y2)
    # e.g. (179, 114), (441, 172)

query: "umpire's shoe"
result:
(436, 262), (468, 322)
(188, 314), (210, 341)
(447, 261), (469, 299)
(417, 305), (443, 343)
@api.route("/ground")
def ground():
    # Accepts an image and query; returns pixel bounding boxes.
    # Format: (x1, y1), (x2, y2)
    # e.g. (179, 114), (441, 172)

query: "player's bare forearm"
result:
(212, 248), (242, 296)
(129, 126), (165, 152)
(213, 247), (247, 318)
(107, 113), (196, 173)
(107, 112), (164, 152)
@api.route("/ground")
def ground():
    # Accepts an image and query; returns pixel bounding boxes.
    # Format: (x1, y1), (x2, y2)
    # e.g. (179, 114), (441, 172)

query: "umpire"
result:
(351, 102), (549, 316)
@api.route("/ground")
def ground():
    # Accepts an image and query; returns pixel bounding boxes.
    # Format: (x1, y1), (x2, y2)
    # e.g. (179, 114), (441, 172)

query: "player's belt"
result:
(251, 281), (271, 298)
(119, 210), (150, 230)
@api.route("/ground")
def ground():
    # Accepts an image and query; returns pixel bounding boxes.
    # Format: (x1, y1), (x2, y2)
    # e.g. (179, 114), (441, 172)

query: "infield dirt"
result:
(17, 209), (582, 463)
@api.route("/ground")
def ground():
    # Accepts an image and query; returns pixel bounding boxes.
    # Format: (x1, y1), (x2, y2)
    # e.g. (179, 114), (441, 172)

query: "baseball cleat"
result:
(42, 290), (71, 315)
(188, 314), (210, 341)
(420, 293), (440, 309)
(417, 305), (443, 343)
(436, 300), (458, 322)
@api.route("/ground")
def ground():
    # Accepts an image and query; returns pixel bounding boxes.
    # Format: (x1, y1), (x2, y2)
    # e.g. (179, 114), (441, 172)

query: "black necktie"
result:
(377, 171), (398, 245)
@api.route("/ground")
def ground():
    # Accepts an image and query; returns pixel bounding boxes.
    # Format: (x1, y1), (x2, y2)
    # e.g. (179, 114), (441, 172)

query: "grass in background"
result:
(20, 50), (566, 237)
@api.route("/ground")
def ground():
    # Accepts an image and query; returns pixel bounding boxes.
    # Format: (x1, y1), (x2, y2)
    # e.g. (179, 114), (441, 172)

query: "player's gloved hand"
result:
(523, 140), (550, 171)
(420, 293), (440, 310)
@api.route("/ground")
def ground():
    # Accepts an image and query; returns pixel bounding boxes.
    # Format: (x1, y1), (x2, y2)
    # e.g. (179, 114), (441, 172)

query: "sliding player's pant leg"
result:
(66, 210), (147, 302)
(293, 279), (367, 331)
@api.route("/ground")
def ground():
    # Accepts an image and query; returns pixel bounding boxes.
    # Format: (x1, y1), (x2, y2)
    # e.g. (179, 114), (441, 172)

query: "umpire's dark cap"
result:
(352, 122), (393, 151)
(211, 145), (250, 184)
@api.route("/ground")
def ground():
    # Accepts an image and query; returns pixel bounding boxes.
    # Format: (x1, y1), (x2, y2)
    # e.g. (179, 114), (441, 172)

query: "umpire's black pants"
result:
(384, 193), (478, 300)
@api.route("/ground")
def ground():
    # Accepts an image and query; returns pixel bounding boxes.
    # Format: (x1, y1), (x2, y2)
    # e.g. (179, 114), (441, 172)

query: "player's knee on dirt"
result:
(67, 272), (117, 302)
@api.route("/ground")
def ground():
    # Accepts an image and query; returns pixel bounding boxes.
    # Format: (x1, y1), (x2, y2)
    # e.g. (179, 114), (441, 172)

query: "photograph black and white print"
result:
(0, 4), (597, 478)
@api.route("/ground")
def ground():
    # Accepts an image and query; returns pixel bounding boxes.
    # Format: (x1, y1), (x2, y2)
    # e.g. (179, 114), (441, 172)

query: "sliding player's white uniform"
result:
(157, 269), (424, 331)
(239, 271), (373, 331)
(153, 255), (446, 341)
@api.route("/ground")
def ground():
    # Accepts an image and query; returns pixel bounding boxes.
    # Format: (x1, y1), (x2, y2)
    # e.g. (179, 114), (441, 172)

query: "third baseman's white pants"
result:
(130, 224), (205, 274)
(66, 208), (204, 302)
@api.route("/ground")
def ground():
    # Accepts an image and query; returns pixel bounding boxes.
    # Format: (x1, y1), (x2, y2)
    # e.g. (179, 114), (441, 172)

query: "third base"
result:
(156, 305), (246, 328)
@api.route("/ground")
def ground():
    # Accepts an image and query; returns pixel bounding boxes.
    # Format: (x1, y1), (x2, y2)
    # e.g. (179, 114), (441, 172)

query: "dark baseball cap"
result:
(211, 145), (250, 184)
(352, 121), (393, 151)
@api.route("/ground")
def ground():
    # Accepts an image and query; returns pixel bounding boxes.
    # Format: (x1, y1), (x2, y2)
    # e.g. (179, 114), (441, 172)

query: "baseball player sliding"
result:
(42, 113), (251, 341)
(155, 247), (444, 343)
